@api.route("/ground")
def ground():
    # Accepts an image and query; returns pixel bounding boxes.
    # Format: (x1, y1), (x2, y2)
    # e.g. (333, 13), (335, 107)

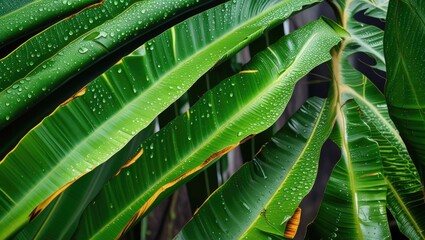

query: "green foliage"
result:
(385, 0), (425, 184)
(0, 0), (424, 239)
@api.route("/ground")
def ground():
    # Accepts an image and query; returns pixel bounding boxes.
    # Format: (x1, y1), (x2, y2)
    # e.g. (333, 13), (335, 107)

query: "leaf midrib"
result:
(239, 97), (328, 239)
(385, 177), (425, 239)
(0, 0), (292, 225)
(93, 48), (287, 240)
(88, 2), (319, 238)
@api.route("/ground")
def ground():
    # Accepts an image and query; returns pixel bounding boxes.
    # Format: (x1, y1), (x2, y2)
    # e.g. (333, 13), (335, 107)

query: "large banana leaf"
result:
(0, 0), (141, 157)
(367, 108), (425, 239)
(1, 1), (34, 16)
(350, 78), (425, 239)
(0, 0), (223, 128)
(73, 18), (342, 239)
(177, 96), (335, 239)
(0, 0), (323, 238)
(0, 0), (101, 46)
(13, 122), (156, 240)
(326, 0), (425, 238)
(309, 100), (390, 239)
(1, 0), (138, 90)
(384, 0), (425, 183)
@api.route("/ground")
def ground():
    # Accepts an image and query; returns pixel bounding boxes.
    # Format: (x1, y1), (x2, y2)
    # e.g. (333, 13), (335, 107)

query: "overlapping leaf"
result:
(0, 0), (101, 46)
(13, 122), (155, 240)
(0, 0), (222, 127)
(384, 0), (425, 184)
(73, 18), (342, 239)
(0, 0), (323, 238)
(177, 97), (335, 239)
(309, 100), (390, 239)
(326, 0), (425, 238)
(367, 105), (425, 239)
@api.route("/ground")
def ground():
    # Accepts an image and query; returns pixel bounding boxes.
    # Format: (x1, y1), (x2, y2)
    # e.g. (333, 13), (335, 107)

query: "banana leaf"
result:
(72, 18), (342, 239)
(1, 0), (33, 16)
(0, 0), (101, 46)
(367, 106), (425, 239)
(0, 0), (223, 128)
(1, 0), (138, 89)
(177, 96), (335, 239)
(384, 0), (425, 183)
(0, 0), (323, 238)
(13, 122), (156, 240)
(326, 0), (425, 238)
(308, 100), (390, 239)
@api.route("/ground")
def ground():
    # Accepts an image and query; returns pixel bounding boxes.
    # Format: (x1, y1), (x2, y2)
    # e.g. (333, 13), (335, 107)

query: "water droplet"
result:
(78, 47), (88, 54)
(242, 202), (250, 211)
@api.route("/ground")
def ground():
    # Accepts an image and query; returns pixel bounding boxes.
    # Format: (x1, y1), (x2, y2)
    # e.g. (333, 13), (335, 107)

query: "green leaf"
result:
(328, 0), (387, 91)
(13, 122), (155, 240)
(366, 107), (425, 239)
(0, 0), (325, 238)
(308, 100), (390, 239)
(328, 0), (425, 237)
(0, 0), (32, 16)
(73, 18), (342, 239)
(344, 76), (425, 239)
(0, 0), (101, 46)
(0, 0), (221, 128)
(384, 0), (425, 183)
(1, 0), (138, 91)
(177, 96), (335, 239)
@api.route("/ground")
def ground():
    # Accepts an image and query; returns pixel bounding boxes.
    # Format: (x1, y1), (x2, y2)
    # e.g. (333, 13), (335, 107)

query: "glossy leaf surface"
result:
(309, 100), (390, 239)
(0, 0), (101, 46)
(0, 0), (221, 127)
(73, 18), (342, 239)
(326, 0), (425, 238)
(367, 107), (425, 239)
(177, 97), (335, 239)
(0, 0), (322, 238)
(384, 0), (425, 183)
(13, 123), (155, 240)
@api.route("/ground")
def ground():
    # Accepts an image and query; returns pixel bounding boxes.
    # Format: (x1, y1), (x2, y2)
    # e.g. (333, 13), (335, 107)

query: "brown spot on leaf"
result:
(60, 85), (87, 106)
(115, 149), (144, 176)
(284, 207), (301, 239)
(29, 179), (78, 221)
(240, 134), (254, 144)
(64, 0), (105, 20)
(116, 143), (240, 239)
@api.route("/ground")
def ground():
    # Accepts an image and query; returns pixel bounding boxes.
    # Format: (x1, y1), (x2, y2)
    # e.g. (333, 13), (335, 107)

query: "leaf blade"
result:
(0, 0), (324, 238)
(384, 0), (425, 183)
(177, 96), (335, 239)
(308, 100), (391, 239)
(73, 18), (342, 239)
